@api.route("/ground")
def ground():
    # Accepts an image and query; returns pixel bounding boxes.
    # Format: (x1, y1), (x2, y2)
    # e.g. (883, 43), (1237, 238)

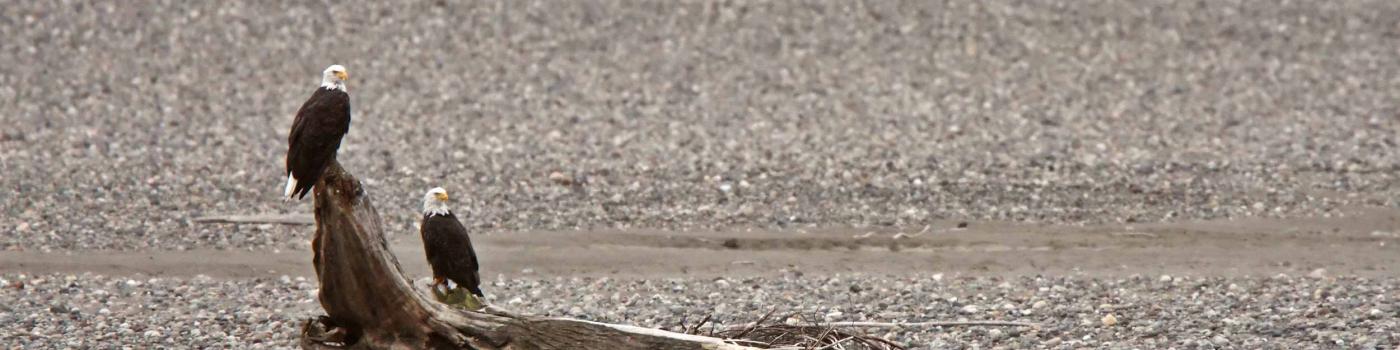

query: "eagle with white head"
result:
(283, 65), (351, 200)
(419, 187), (483, 297)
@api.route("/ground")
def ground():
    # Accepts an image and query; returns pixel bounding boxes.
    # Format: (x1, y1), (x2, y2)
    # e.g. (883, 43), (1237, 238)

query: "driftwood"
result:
(193, 214), (314, 225)
(299, 161), (761, 349)
(722, 320), (1040, 330)
(691, 311), (908, 350)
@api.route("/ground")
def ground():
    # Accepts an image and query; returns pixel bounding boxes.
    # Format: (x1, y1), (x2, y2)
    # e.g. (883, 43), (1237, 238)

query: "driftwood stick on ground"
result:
(822, 321), (1040, 328)
(193, 214), (314, 225)
(720, 320), (1040, 330)
(299, 161), (761, 349)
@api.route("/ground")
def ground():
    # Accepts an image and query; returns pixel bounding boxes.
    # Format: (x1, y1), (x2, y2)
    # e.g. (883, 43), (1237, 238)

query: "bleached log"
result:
(299, 161), (762, 349)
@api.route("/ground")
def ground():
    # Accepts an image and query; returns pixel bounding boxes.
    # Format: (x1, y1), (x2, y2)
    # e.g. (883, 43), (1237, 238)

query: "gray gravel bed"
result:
(3, 272), (1397, 349)
(6, 1), (1400, 250)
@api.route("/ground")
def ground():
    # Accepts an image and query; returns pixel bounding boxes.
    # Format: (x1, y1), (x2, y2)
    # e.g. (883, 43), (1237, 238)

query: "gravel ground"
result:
(6, 3), (1399, 348)
(5, 1), (1400, 250)
(3, 272), (1397, 349)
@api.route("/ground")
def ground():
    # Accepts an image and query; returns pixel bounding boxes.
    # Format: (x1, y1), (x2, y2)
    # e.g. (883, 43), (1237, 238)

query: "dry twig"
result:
(192, 214), (313, 225)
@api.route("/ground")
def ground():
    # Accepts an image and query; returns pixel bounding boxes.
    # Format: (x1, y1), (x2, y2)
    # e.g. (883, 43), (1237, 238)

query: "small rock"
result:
(824, 309), (843, 319)
(711, 279), (730, 289)
(721, 238), (740, 249)
(548, 171), (572, 186)
(1101, 314), (1119, 327)
(1211, 335), (1229, 346)
(988, 328), (1005, 340)
(1308, 268), (1327, 279)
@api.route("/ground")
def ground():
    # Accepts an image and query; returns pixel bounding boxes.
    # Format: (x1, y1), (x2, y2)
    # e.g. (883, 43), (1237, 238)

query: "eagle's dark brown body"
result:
(421, 212), (483, 296)
(286, 87), (351, 199)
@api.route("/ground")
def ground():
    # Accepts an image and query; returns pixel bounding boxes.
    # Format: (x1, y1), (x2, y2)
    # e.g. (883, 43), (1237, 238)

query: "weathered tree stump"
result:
(300, 161), (758, 349)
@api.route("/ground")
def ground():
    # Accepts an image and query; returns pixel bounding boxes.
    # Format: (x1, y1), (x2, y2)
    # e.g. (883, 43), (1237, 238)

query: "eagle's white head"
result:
(423, 187), (451, 216)
(321, 65), (349, 91)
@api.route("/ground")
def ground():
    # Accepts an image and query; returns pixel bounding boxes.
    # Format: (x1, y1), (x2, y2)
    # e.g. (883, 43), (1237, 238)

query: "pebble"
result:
(548, 172), (572, 186)
(1309, 268), (1328, 279)
(1102, 314), (1119, 327)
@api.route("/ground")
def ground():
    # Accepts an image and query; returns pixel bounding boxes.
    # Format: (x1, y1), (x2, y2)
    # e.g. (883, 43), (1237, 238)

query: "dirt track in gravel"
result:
(7, 206), (1397, 280)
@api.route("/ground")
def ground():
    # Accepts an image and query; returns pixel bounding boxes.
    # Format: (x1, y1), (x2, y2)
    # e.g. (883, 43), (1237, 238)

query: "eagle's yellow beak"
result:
(334, 70), (349, 81)
(435, 192), (449, 201)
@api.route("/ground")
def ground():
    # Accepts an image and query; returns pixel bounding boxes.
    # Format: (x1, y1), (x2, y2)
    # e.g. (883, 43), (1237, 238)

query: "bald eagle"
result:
(420, 187), (483, 297)
(283, 65), (351, 200)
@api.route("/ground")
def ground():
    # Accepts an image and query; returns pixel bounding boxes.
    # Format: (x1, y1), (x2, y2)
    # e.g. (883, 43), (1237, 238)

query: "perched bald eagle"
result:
(420, 187), (483, 297)
(283, 65), (351, 200)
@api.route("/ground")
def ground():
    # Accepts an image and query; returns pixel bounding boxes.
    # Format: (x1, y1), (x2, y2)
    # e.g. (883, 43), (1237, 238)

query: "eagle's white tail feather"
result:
(283, 174), (298, 199)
